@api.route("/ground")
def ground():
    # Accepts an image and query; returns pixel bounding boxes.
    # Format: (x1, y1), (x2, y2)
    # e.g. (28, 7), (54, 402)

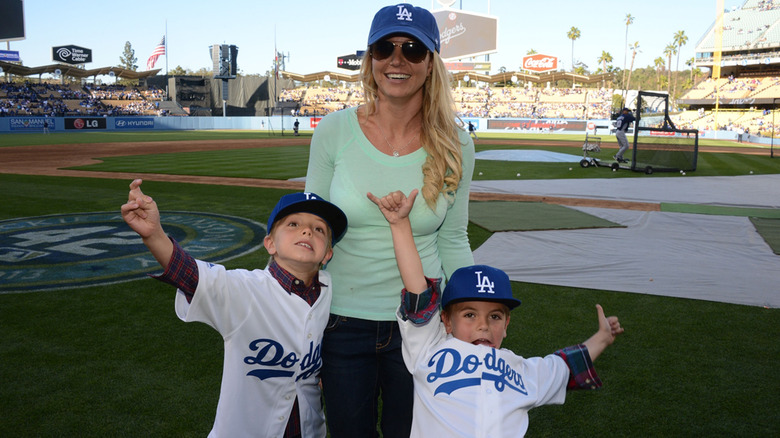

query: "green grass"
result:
(45, 133), (779, 181)
(69, 146), (312, 179)
(0, 129), (309, 147)
(1, 132), (779, 437)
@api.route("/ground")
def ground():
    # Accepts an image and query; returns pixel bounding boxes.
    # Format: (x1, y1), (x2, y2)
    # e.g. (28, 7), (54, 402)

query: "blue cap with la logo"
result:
(266, 192), (348, 245)
(442, 265), (521, 310)
(368, 3), (441, 53)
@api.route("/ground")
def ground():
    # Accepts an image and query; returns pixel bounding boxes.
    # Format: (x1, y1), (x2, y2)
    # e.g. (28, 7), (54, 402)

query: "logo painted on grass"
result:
(0, 212), (266, 293)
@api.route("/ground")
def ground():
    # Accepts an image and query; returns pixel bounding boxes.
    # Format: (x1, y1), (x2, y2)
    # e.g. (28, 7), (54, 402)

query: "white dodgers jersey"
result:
(398, 311), (570, 438)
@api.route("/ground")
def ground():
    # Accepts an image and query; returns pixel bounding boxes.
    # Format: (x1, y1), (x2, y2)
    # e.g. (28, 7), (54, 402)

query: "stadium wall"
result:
(0, 115), (760, 145)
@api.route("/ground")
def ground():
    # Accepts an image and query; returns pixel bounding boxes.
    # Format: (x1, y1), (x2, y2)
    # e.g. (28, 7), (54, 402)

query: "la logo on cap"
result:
(396, 5), (413, 21)
(475, 270), (495, 294)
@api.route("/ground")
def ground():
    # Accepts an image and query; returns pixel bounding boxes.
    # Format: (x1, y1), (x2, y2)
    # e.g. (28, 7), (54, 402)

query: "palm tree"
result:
(686, 57), (695, 83)
(567, 26), (581, 72)
(623, 14), (634, 96)
(664, 43), (677, 95)
(625, 41), (641, 95)
(526, 49), (537, 55)
(597, 51), (613, 74)
(654, 57), (665, 90)
(673, 30), (688, 103)
(597, 51), (613, 88)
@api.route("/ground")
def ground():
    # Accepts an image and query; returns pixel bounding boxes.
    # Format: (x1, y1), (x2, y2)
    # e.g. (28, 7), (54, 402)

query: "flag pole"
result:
(165, 20), (169, 76)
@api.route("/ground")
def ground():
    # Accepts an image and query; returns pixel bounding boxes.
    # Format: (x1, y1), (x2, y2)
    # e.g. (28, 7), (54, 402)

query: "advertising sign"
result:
(487, 119), (586, 133)
(432, 9), (497, 60)
(9, 117), (54, 131)
(337, 54), (361, 71)
(0, 49), (21, 62)
(444, 62), (491, 71)
(115, 118), (155, 129)
(522, 54), (558, 73)
(65, 117), (106, 130)
(52, 45), (92, 64)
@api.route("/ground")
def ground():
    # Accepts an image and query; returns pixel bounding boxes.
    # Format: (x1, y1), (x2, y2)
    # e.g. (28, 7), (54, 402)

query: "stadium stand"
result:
(0, 81), (166, 117)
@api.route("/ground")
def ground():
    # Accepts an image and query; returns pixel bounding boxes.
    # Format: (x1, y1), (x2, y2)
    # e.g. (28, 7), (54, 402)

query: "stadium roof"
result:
(0, 60), (161, 80)
(280, 69), (613, 85)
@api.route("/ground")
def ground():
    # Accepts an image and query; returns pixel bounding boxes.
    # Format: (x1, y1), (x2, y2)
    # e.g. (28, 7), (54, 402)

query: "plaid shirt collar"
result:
(268, 260), (324, 307)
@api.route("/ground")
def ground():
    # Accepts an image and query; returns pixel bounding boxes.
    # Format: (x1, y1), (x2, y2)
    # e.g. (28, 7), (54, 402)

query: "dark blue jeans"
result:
(321, 314), (413, 438)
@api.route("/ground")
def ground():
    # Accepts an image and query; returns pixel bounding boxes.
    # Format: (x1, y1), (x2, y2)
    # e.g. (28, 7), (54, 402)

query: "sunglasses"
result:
(370, 40), (429, 64)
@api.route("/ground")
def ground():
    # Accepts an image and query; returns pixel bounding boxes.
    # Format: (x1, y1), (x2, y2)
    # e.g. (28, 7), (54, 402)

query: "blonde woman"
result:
(304, 4), (475, 437)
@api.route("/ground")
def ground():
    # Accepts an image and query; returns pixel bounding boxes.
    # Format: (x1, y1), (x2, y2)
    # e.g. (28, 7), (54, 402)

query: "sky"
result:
(5, 0), (744, 79)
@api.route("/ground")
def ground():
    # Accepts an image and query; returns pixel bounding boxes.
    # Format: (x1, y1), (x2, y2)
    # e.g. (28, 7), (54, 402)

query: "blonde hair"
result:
(359, 50), (464, 208)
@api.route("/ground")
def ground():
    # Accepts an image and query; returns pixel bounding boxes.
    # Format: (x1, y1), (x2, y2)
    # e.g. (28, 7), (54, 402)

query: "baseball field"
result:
(1, 130), (778, 437)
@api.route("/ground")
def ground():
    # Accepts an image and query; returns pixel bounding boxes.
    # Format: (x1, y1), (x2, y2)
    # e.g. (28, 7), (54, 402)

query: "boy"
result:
(121, 179), (347, 438)
(368, 189), (624, 438)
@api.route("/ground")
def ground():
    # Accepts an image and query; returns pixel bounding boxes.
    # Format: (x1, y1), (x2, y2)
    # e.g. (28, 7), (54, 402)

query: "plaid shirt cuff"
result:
(399, 277), (441, 324)
(150, 237), (199, 302)
(554, 344), (602, 390)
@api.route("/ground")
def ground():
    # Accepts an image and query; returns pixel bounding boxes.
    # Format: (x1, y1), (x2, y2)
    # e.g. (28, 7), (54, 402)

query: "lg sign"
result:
(65, 117), (106, 130)
(523, 54), (558, 73)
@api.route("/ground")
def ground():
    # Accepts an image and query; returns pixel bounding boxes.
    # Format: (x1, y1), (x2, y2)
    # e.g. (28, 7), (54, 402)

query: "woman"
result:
(304, 4), (475, 437)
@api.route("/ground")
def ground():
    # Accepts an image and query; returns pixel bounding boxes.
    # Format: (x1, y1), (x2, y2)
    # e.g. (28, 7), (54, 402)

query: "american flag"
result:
(146, 36), (166, 70)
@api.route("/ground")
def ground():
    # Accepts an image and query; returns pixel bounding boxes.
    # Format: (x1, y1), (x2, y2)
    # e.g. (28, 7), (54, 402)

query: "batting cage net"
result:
(631, 91), (698, 174)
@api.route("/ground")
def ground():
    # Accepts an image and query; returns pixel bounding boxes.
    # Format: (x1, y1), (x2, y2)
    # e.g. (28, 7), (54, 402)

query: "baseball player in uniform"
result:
(614, 107), (635, 163)
(369, 189), (624, 438)
(121, 180), (347, 438)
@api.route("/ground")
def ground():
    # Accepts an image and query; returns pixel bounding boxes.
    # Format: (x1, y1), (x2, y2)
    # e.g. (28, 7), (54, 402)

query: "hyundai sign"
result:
(52, 44), (92, 65)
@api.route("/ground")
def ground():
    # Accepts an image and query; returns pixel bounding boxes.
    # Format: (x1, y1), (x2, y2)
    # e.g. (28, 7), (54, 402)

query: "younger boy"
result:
(368, 189), (624, 438)
(122, 179), (347, 438)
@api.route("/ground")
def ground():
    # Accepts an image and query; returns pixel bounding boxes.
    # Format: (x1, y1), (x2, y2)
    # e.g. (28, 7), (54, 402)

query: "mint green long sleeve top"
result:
(305, 106), (476, 321)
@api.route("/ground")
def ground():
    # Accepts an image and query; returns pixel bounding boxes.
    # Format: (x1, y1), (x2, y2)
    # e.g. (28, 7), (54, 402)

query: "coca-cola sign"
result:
(523, 54), (557, 72)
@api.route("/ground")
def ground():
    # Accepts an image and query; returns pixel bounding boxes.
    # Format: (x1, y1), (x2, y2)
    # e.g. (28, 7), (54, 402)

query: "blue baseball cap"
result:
(442, 265), (521, 310)
(266, 192), (347, 245)
(368, 3), (441, 54)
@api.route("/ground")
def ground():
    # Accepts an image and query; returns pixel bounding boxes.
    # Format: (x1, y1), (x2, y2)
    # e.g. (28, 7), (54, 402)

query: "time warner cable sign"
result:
(52, 44), (92, 65)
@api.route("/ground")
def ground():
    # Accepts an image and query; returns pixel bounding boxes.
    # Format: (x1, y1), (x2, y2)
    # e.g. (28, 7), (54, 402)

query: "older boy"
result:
(368, 189), (623, 438)
(122, 179), (347, 438)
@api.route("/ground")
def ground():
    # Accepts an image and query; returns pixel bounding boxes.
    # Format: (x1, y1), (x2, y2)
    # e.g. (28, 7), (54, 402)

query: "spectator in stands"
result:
(304, 4), (474, 437)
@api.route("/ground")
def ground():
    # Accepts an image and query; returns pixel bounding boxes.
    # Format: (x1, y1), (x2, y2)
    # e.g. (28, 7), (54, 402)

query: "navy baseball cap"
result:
(622, 107), (631, 111)
(368, 3), (441, 54)
(266, 192), (348, 245)
(442, 265), (521, 310)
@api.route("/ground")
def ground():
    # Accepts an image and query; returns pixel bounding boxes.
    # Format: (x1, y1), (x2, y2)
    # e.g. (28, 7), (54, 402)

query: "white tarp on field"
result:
(470, 175), (780, 308)
(475, 150), (584, 162)
(470, 174), (780, 209)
